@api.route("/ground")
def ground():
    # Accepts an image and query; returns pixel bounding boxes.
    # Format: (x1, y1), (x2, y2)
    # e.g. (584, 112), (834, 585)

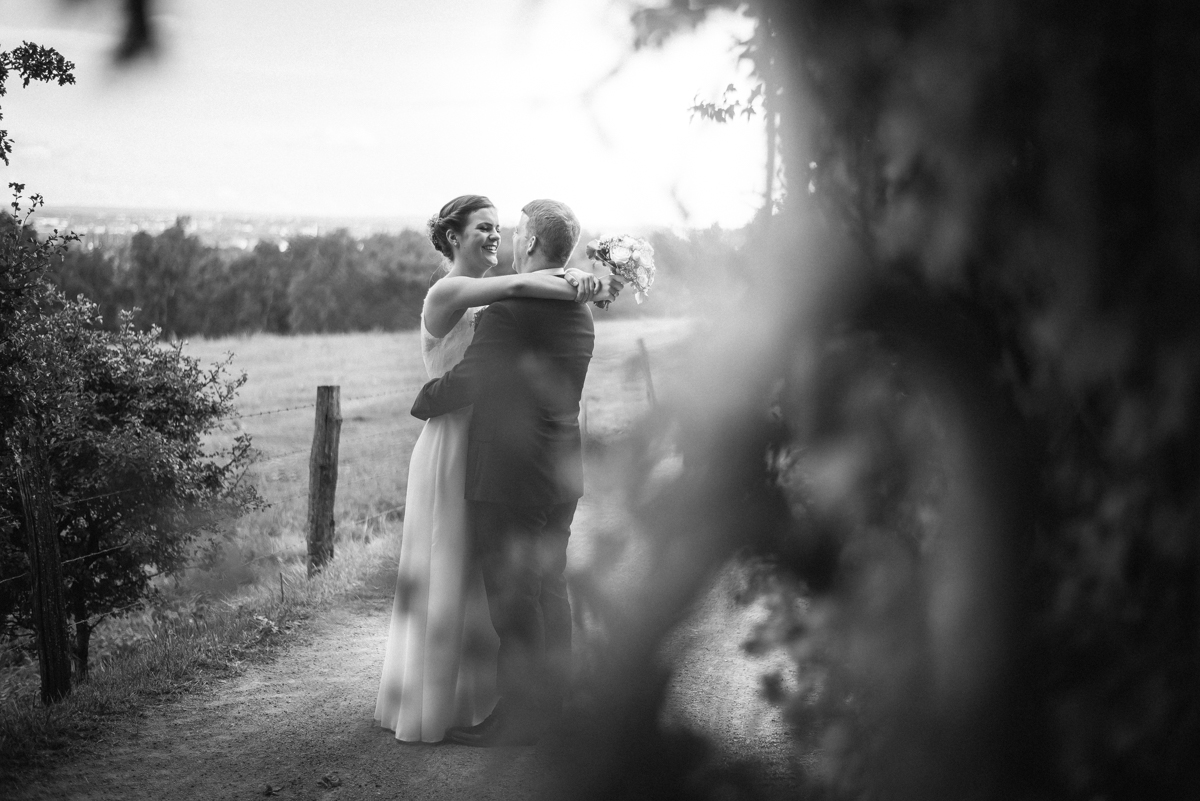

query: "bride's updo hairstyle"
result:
(427, 194), (494, 261)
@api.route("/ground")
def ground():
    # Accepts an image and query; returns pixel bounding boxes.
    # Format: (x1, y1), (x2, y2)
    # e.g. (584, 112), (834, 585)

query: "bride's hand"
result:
(564, 268), (599, 303)
(592, 274), (624, 305)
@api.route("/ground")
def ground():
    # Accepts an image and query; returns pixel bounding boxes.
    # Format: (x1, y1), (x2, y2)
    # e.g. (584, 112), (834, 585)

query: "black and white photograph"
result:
(2, 1), (1198, 799)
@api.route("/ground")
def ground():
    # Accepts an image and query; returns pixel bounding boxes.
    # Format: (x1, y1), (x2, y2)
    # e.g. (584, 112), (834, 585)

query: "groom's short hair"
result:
(522, 199), (580, 266)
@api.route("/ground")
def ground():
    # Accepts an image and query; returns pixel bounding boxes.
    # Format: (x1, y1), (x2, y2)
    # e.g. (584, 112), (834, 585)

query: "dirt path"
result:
(16, 594), (555, 801)
(14, 538), (801, 801)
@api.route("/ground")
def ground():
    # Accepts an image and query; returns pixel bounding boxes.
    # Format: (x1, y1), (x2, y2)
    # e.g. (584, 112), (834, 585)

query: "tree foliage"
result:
(1, 189), (263, 677)
(48, 221), (718, 335)
(55, 222), (447, 337)
(0, 42), (76, 166)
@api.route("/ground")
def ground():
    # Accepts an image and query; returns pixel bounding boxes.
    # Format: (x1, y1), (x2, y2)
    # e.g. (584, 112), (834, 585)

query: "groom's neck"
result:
(520, 258), (565, 274)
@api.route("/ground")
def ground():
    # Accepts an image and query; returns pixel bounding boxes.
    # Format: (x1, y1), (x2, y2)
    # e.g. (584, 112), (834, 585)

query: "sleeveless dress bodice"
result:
(421, 308), (481, 379)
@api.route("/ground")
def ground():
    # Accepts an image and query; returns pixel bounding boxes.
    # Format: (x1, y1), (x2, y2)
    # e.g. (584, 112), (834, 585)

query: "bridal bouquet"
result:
(586, 235), (655, 309)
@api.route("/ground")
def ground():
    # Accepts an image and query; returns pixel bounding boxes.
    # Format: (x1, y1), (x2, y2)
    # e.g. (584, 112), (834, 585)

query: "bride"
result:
(374, 194), (615, 743)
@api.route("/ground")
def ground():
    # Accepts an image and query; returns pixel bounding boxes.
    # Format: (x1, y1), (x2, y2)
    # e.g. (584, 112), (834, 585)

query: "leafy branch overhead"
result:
(0, 42), (77, 165)
(690, 83), (764, 123)
(630, 0), (743, 50)
(636, 1), (784, 217)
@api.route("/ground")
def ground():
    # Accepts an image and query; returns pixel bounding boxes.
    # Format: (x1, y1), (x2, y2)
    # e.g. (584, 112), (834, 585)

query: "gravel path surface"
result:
(14, 525), (802, 800)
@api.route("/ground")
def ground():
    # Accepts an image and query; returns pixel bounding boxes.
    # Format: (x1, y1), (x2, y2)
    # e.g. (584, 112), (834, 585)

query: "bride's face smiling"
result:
(451, 207), (501, 274)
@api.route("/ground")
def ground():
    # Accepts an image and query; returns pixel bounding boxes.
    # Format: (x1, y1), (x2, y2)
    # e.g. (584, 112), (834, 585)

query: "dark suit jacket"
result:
(411, 295), (594, 507)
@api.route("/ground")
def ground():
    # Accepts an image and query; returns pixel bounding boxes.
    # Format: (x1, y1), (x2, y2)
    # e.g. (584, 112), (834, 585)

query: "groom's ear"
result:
(526, 235), (538, 255)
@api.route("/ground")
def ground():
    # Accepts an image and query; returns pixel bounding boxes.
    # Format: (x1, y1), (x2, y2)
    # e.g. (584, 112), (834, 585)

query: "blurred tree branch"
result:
(636, 1), (784, 226)
(61, 0), (156, 62)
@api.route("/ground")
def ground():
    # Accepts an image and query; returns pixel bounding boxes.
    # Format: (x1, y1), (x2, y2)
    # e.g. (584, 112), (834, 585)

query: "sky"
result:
(0, 0), (766, 229)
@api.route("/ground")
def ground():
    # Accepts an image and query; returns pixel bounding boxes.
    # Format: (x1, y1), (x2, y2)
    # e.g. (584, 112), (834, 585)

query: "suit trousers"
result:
(468, 498), (576, 722)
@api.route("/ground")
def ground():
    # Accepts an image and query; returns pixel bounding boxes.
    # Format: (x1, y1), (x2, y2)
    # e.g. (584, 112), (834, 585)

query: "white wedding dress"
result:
(374, 306), (498, 742)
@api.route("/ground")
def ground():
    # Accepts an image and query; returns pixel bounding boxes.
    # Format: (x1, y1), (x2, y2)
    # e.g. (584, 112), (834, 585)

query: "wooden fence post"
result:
(637, 338), (657, 407)
(306, 386), (341, 577)
(15, 433), (72, 704)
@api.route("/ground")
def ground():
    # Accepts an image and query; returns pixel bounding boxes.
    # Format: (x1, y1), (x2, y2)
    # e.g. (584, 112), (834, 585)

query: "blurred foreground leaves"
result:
(552, 1), (1199, 799)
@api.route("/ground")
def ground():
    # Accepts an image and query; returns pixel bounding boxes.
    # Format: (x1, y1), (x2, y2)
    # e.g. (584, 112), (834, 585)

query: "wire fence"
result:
(0, 389), (416, 591)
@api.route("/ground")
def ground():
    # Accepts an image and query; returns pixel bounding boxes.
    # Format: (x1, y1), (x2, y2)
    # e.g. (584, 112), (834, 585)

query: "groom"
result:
(411, 199), (610, 747)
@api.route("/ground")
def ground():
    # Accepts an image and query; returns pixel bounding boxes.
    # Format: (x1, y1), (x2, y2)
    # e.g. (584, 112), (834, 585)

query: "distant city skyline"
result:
(31, 199), (717, 255)
(1, 0), (767, 230)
